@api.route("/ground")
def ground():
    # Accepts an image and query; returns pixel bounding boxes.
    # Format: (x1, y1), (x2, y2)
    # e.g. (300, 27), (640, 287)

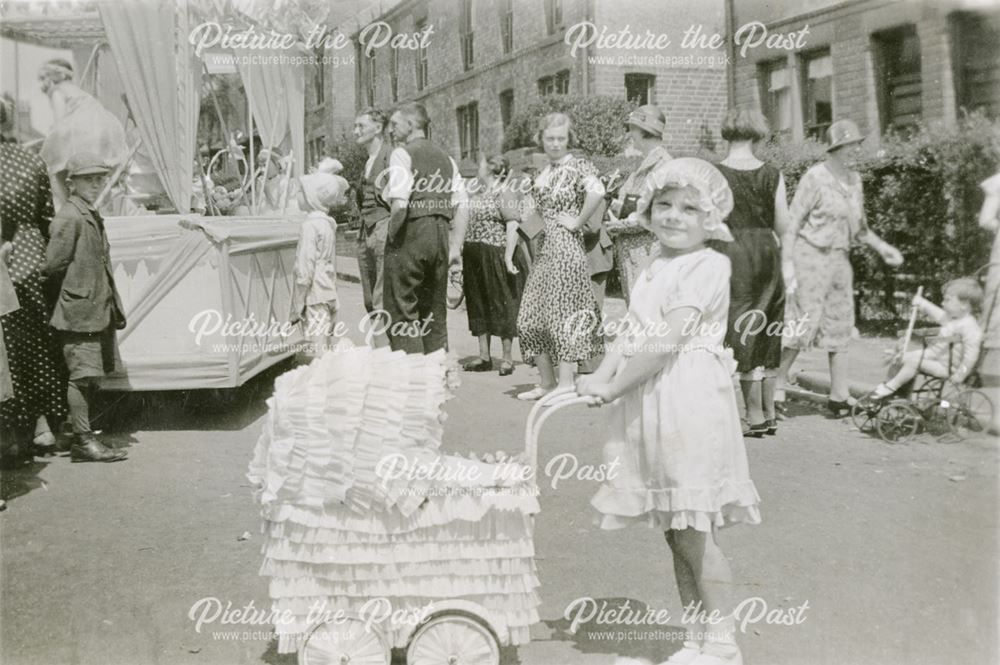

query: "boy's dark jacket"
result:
(42, 195), (125, 332)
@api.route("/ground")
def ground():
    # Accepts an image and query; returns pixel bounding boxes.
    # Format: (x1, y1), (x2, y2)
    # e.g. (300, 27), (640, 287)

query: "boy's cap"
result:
(67, 153), (112, 177)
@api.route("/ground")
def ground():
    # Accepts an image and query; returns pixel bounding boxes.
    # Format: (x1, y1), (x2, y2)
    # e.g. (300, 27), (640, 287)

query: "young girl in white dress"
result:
(576, 158), (761, 665)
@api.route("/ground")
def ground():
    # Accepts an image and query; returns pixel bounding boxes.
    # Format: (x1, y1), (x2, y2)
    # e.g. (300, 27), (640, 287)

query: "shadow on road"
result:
(0, 458), (51, 504)
(90, 357), (297, 434)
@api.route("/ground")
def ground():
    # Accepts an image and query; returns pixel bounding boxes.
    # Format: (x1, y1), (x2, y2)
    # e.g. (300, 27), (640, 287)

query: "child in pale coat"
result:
(291, 170), (349, 356)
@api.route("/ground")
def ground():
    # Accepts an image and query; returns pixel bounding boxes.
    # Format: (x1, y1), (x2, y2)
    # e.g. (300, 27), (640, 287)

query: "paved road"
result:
(1, 281), (996, 665)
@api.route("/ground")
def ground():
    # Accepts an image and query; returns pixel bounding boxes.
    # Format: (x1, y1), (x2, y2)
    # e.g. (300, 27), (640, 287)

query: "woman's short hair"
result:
(534, 112), (578, 148)
(944, 277), (985, 311)
(357, 106), (388, 132)
(39, 59), (74, 84)
(721, 108), (770, 142)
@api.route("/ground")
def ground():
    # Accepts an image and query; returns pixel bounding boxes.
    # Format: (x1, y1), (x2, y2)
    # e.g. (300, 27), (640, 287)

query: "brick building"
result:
(322, 0), (727, 162)
(726, 0), (1000, 143)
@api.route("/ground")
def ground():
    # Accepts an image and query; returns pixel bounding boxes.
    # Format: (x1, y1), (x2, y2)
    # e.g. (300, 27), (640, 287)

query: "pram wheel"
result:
(876, 400), (920, 443)
(406, 611), (500, 665)
(299, 616), (390, 665)
(945, 389), (995, 439)
(850, 398), (880, 433)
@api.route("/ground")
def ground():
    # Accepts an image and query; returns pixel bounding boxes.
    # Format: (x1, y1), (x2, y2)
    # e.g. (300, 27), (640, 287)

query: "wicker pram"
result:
(247, 345), (583, 664)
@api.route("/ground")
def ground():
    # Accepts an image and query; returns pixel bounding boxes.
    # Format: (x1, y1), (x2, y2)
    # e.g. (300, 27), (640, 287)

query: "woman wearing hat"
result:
(606, 104), (673, 302)
(778, 119), (904, 418)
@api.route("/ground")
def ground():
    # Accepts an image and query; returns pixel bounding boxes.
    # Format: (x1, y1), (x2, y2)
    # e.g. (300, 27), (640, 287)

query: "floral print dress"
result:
(516, 155), (604, 363)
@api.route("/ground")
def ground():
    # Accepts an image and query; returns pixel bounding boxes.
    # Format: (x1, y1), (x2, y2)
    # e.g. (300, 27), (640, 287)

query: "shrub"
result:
(501, 94), (635, 158)
(325, 132), (369, 229)
(760, 113), (999, 331)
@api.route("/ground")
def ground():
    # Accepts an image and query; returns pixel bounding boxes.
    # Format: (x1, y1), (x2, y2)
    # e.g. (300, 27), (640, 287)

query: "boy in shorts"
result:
(42, 153), (127, 462)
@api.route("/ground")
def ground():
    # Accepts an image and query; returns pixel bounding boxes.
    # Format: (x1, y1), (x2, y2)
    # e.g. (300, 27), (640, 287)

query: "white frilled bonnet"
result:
(635, 157), (735, 242)
(298, 172), (348, 212)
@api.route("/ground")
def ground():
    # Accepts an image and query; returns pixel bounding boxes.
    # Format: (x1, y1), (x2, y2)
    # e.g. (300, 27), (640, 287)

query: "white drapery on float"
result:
(1, 0), (312, 390)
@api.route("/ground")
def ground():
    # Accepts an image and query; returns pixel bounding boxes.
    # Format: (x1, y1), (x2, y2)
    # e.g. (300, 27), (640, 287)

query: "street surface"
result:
(1, 279), (996, 665)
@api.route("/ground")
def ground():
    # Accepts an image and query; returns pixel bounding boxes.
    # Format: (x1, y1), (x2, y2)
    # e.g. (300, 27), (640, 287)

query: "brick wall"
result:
(341, 0), (729, 159)
(730, 0), (998, 142)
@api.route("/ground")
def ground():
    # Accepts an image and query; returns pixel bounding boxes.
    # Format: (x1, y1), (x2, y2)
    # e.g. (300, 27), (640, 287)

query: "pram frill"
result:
(247, 346), (540, 653)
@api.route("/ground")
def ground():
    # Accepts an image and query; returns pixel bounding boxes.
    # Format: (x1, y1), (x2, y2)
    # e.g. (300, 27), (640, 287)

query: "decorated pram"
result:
(248, 346), (590, 664)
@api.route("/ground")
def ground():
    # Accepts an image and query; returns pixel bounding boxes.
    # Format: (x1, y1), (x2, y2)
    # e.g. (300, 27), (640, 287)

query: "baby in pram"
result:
(870, 277), (984, 399)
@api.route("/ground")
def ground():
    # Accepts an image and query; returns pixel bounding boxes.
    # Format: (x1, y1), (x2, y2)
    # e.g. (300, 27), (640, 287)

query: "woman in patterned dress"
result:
(516, 113), (606, 400)
(606, 104), (672, 302)
(0, 131), (68, 459)
(460, 156), (530, 376)
(778, 119), (903, 417)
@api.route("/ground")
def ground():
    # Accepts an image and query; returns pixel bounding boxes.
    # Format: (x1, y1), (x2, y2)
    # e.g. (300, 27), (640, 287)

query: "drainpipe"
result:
(582, 0), (593, 96)
(725, 0), (736, 106)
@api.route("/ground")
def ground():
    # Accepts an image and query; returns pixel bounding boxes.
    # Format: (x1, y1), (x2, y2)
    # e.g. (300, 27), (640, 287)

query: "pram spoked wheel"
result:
(850, 398), (880, 433)
(406, 611), (500, 665)
(299, 616), (391, 665)
(876, 399), (920, 443)
(944, 389), (995, 439)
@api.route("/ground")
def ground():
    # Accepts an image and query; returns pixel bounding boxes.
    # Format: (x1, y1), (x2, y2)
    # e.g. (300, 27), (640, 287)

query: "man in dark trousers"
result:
(42, 153), (127, 462)
(382, 102), (465, 354)
(352, 107), (393, 347)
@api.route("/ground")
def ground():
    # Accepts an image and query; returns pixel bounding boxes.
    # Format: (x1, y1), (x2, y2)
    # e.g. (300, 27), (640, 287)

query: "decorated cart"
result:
(0, 0), (315, 390)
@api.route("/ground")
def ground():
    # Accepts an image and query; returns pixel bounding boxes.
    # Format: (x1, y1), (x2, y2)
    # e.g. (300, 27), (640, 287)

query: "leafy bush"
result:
(760, 113), (999, 330)
(501, 95), (635, 158)
(325, 132), (369, 229)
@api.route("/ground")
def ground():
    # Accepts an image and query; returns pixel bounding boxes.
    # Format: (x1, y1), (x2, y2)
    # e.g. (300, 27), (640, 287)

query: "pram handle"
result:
(523, 388), (602, 474)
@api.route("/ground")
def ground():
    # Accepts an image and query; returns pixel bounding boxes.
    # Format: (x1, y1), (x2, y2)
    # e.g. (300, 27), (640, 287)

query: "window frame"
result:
(799, 48), (833, 140)
(366, 51), (376, 107)
(415, 17), (429, 91)
(758, 58), (792, 139)
(459, 0), (474, 72)
(499, 89), (514, 129)
(500, 0), (514, 54)
(624, 73), (655, 105)
(872, 24), (922, 134)
(456, 101), (480, 162)
(544, 0), (563, 36)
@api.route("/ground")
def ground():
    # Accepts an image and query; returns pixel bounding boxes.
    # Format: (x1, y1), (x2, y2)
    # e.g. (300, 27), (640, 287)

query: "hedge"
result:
(502, 94), (637, 158)
(758, 112), (999, 331)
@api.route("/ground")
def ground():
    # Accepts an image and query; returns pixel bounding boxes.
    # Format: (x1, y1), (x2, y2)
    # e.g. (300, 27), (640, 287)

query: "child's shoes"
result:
(689, 643), (743, 665)
(659, 640), (702, 664)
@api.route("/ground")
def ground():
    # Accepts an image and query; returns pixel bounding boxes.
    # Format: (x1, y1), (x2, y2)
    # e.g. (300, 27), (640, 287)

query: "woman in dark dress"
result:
(713, 109), (790, 436)
(0, 131), (68, 459)
(461, 156), (530, 376)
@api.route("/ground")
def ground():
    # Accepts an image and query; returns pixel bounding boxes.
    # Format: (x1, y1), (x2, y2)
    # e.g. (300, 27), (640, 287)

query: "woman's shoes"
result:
(462, 358), (493, 372)
(742, 422), (768, 438)
(826, 399), (853, 419)
(498, 360), (514, 376)
(516, 386), (552, 401)
(764, 419), (778, 435)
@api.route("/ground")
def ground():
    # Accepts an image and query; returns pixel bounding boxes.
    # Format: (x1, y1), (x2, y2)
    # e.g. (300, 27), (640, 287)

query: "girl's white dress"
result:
(592, 247), (761, 532)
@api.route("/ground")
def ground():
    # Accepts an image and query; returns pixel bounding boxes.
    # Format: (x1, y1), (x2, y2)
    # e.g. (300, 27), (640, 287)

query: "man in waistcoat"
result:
(352, 107), (393, 346)
(382, 102), (465, 354)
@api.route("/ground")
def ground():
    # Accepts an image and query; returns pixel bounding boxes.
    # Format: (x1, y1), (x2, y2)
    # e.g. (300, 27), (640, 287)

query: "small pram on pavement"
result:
(248, 345), (591, 664)
(851, 266), (997, 443)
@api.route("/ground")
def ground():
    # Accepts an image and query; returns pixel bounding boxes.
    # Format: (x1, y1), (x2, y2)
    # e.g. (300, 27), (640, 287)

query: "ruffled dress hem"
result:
(591, 480), (761, 532)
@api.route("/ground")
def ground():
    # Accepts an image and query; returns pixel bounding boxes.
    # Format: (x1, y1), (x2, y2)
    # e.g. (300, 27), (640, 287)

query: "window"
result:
(459, 0), (474, 71)
(307, 136), (326, 167)
(538, 69), (570, 96)
(366, 51), (376, 106)
(415, 18), (429, 90)
(951, 12), (1000, 118)
(625, 73), (655, 105)
(873, 25), (922, 132)
(544, 0), (563, 35)
(390, 48), (399, 102)
(457, 102), (479, 161)
(313, 51), (325, 105)
(759, 59), (792, 138)
(801, 50), (832, 140)
(500, 0), (514, 54)
(499, 89), (514, 128)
